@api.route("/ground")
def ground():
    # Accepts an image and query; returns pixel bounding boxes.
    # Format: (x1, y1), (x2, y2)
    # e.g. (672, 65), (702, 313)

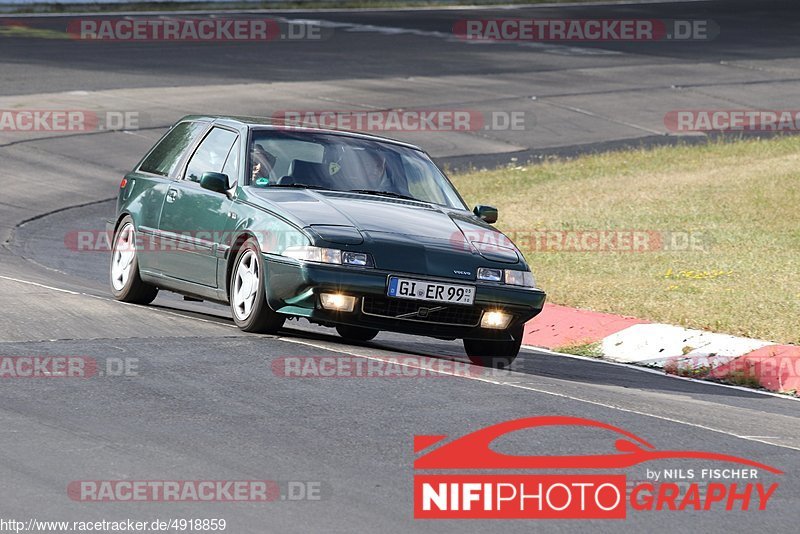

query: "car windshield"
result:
(248, 129), (467, 209)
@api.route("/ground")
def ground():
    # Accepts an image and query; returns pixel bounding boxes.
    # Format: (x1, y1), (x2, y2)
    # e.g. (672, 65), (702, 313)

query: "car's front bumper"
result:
(263, 255), (546, 341)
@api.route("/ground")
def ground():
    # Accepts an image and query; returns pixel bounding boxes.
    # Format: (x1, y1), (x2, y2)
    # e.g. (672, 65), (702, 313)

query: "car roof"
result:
(179, 114), (424, 151)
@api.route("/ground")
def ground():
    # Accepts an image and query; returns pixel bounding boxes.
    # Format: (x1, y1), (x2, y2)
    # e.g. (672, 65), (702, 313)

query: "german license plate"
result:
(387, 277), (475, 305)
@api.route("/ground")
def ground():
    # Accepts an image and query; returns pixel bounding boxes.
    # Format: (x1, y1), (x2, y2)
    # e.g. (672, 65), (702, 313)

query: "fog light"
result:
(320, 293), (356, 312)
(480, 310), (512, 329)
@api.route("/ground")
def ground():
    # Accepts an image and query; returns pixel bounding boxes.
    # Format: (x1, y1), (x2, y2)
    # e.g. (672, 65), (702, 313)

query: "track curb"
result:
(523, 304), (800, 396)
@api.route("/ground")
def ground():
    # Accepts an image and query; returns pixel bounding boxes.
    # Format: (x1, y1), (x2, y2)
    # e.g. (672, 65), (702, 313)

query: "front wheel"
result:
(230, 238), (285, 334)
(110, 217), (158, 304)
(463, 326), (523, 368)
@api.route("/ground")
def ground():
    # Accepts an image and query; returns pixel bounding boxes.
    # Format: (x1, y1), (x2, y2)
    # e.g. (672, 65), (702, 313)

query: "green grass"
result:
(554, 342), (603, 358)
(451, 136), (800, 345)
(721, 370), (762, 389)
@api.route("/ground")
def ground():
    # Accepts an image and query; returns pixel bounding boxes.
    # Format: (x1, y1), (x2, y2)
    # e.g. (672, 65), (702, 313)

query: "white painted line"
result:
(3, 274), (797, 451)
(281, 336), (800, 452)
(523, 344), (800, 402)
(0, 274), (237, 329)
(274, 16), (619, 56)
(4, 269), (791, 403)
(0, 274), (81, 296)
(544, 101), (664, 135)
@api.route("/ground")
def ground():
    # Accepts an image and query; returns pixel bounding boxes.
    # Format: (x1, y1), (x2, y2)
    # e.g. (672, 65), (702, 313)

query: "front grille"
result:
(362, 296), (482, 327)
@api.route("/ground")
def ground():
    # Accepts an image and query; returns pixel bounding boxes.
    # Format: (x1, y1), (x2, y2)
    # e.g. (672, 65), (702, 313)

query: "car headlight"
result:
(342, 251), (369, 266)
(477, 267), (503, 282)
(283, 245), (342, 264)
(282, 246), (372, 267)
(478, 267), (536, 287)
(504, 270), (536, 288)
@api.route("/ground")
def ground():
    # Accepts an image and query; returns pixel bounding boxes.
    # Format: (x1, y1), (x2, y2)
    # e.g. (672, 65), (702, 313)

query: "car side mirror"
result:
(200, 172), (230, 195)
(473, 205), (498, 224)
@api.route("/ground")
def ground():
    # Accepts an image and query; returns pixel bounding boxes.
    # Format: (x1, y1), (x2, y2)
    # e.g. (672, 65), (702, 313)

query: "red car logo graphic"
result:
(414, 416), (782, 474)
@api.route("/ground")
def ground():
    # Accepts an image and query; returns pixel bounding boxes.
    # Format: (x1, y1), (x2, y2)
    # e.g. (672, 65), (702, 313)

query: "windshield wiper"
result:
(347, 189), (421, 202)
(268, 183), (334, 191)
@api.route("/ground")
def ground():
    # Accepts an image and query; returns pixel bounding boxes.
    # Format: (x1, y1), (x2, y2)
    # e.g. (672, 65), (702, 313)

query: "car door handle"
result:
(166, 189), (178, 203)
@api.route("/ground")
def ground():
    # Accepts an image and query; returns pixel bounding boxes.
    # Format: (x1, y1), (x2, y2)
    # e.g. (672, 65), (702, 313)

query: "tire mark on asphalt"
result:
(2, 197), (115, 249)
(277, 336), (800, 452)
(0, 125), (170, 149)
(2, 272), (798, 451)
(0, 274), (239, 331)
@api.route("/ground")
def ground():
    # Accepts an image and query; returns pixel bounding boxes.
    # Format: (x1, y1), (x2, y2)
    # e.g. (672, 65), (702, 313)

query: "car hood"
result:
(245, 188), (523, 278)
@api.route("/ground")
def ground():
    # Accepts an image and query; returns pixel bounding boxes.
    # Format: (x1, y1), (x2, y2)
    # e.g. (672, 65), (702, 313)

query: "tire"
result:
(336, 324), (379, 342)
(230, 238), (285, 334)
(109, 216), (158, 304)
(463, 325), (523, 368)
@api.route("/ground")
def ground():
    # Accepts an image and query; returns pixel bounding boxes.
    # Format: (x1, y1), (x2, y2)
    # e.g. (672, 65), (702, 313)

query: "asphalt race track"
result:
(0, 1), (799, 531)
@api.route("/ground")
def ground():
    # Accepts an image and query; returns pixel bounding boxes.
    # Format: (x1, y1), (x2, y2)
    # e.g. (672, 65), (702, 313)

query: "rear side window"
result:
(139, 121), (205, 177)
(184, 127), (239, 182)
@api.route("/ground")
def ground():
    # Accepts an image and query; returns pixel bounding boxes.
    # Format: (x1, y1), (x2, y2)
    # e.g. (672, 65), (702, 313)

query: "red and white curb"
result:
(523, 304), (800, 395)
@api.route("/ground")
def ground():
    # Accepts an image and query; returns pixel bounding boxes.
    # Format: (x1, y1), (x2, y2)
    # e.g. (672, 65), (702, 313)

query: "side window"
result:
(184, 128), (239, 183)
(139, 121), (205, 177)
(221, 137), (240, 185)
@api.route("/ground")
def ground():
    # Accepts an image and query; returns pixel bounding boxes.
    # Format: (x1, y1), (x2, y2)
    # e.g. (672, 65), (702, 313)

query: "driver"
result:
(324, 148), (387, 190)
(359, 150), (413, 197)
(251, 145), (277, 186)
(361, 150), (387, 186)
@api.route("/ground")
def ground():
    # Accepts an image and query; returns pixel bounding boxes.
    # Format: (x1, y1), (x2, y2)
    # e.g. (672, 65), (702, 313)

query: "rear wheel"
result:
(336, 324), (379, 342)
(463, 325), (523, 368)
(109, 217), (158, 304)
(230, 238), (285, 334)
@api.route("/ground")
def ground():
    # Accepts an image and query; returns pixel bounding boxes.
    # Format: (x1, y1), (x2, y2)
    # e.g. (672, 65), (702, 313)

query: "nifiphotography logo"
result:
(413, 417), (782, 519)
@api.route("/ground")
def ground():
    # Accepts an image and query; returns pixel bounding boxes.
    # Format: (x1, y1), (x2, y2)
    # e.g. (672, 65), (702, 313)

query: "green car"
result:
(110, 116), (546, 367)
